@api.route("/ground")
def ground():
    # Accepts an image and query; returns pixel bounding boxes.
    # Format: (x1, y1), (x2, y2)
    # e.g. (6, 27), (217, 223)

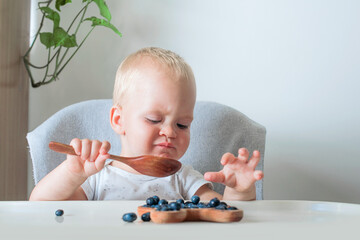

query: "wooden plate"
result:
(137, 206), (243, 224)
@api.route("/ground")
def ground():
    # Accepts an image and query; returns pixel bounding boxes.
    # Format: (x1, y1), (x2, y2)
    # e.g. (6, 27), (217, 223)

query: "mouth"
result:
(156, 142), (175, 148)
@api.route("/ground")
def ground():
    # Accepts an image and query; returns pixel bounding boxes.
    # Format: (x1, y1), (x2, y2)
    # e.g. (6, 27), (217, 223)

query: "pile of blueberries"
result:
(142, 195), (238, 212)
(122, 195), (238, 223)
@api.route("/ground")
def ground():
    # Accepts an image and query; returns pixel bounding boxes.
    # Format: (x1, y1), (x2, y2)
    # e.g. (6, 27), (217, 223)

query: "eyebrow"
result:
(179, 116), (193, 122)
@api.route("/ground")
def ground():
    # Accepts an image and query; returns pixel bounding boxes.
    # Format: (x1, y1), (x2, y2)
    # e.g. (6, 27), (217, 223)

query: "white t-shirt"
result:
(81, 162), (213, 200)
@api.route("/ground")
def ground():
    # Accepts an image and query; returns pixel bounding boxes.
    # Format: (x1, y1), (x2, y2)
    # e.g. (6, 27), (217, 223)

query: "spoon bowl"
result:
(48, 141), (182, 177)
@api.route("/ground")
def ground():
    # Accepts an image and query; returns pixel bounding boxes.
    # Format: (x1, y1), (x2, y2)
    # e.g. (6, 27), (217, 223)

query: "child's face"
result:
(117, 58), (196, 161)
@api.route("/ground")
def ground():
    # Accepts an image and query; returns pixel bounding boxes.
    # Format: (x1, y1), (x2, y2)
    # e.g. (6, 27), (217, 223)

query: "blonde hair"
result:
(113, 47), (196, 106)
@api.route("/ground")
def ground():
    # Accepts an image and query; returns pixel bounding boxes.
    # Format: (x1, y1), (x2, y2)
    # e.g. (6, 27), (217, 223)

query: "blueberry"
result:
(191, 195), (200, 204)
(160, 206), (170, 211)
(154, 205), (162, 210)
(227, 206), (238, 210)
(176, 199), (185, 204)
(169, 202), (181, 211)
(158, 199), (168, 206)
(55, 209), (64, 216)
(197, 202), (207, 208)
(122, 212), (137, 222)
(217, 202), (228, 209)
(215, 205), (227, 210)
(141, 212), (151, 222)
(184, 201), (192, 208)
(146, 197), (155, 206)
(152, 195), (160, 205)
(209, 198), (220, 207)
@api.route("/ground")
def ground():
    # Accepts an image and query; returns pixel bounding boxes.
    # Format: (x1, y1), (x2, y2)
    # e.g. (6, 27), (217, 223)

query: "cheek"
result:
(178, 131), (191, 150)
(134, 122), (159, 139)
(175, 133), (190, 159)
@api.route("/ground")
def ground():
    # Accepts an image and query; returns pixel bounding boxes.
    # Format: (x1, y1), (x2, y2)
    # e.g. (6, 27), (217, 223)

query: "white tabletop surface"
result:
(1, 200), (359, 240)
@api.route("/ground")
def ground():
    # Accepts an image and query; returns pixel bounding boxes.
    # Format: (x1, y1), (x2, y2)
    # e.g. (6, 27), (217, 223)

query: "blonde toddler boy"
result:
(30, 47), (263, 201)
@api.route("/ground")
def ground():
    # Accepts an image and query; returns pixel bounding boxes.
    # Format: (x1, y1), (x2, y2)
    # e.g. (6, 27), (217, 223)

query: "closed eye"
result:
(146, 118), (161, 124)
(177, 123), (189, 129)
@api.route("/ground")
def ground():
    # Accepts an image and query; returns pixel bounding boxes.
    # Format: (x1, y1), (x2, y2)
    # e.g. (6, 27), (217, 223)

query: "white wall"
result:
(29, 0), (360, 203)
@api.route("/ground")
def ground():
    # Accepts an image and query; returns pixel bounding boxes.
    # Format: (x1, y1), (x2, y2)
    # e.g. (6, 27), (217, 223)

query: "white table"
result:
(1, 200), (359, 240)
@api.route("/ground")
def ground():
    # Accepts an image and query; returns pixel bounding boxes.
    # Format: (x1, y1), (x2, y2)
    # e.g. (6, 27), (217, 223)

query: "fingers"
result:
(248, 150), (261, 170)
(220, 153), (235, 165)
(254, 170), (264, 180)
(69, 138), (110, 162)
(237, 148), (249, 163)
(204, 172), (224, 183)
(90, 140), (101, 162)
(95, 150), (109, 170)
(237, 148), (261, 170)
(204, 171), (225, 184)
(97, 141), (111, 166)
(70, 138), (81, 155)
(222, 149), (260, 169)
(81, 139), (91, 160)
(100, 141), (111, 155)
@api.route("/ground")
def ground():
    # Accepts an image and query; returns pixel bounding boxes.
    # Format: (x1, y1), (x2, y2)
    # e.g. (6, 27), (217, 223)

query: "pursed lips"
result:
(156, 142), (175, 148)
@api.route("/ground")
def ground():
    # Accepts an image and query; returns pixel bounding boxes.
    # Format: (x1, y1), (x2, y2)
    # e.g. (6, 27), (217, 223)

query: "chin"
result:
(155, 151), (179, 160)
(158, 153), (174, 159)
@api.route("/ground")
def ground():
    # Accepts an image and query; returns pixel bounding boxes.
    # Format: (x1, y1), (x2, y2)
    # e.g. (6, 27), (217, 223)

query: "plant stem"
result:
(41, 47), (52, 83)
(24, 0), (52, 58)
(56, 27), (95, 77)
(23, 0), (53, 87)
(51, 1), (90, 76)
(67, 2), (90, 33)
(55, 3), (89, 72)
(23, 57), (40, 88)
(40, 27), (95, 86)
(25, 49), (60, 69)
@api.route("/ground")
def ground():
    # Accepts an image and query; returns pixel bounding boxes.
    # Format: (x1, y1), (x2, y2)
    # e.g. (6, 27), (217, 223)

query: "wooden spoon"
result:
(48, 141), (182, 177)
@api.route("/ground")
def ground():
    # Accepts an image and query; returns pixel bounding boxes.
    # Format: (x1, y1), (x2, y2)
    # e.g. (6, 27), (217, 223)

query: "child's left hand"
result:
(204, 148), (264, 198)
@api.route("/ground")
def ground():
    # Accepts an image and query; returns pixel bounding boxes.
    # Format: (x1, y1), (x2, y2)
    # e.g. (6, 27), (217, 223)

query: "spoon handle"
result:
(49, 141), (77, 155)
(48, 141), (122, 161)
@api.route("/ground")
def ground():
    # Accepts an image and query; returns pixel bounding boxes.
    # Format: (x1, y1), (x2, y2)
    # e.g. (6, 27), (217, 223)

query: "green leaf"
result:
(63, 34), (77, 48)
(53, 27), (78, 48)
(55, 0), (72, 11)
(84, 17), (122, 37)
(62, 34), (77, 48)
(39, 32), (54, 49)
(93, 0), (111, 21)
(39, 7), (60, 29)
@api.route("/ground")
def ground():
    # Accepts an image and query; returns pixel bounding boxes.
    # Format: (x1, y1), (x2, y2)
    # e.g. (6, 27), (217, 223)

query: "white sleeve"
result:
(81, 175), (96, 200)
(178, 165), (213, 200)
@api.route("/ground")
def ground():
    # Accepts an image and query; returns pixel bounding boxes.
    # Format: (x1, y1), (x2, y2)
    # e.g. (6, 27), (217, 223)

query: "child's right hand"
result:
(65, 138), (111, 178)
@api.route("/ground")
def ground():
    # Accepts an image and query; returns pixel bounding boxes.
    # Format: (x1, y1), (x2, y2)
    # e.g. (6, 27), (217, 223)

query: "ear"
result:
(110, 105), (125, 135)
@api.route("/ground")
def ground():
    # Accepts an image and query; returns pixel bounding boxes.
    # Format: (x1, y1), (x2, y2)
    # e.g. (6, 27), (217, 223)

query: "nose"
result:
(159, 125), (177, 139)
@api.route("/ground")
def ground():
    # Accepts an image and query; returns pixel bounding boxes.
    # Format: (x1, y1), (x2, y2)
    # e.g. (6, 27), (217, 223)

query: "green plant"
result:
(23, 0), (121, 88)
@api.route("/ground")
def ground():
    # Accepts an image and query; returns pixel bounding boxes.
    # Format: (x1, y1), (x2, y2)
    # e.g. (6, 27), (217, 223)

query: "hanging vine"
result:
(23, 0), (121, 88)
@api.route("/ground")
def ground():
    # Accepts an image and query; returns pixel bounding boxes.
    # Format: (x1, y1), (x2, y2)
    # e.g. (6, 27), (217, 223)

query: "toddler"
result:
(29, 47), (263, 201)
